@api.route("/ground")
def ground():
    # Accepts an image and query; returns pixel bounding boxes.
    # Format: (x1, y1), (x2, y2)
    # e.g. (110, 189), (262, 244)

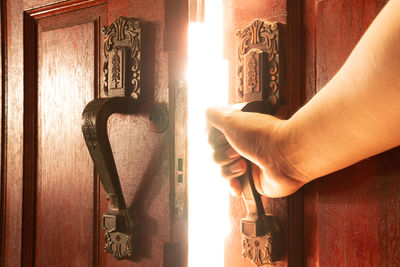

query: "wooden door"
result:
(222, 0), (400, 266)
(1, 0), (187, 266)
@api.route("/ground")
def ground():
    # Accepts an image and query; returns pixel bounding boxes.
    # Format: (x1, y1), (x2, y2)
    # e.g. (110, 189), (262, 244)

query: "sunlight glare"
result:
(188, 1), (230, 267)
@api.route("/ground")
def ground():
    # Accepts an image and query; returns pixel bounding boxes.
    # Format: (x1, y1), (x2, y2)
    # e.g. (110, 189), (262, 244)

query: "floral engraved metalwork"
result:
(102, 17), (140, 98)
(236, 19), (279, 106)
(242, 234), (273, 266)
(247, 54), (257, 91)
(111, 51), (121, 86)
(82, 114), (96, 149)
(82, 17), (142, 262)
(104, 232), (134, 260)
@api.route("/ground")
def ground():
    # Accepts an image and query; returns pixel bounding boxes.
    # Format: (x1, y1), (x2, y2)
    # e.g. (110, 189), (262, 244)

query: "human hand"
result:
(206, 107), (307, 198)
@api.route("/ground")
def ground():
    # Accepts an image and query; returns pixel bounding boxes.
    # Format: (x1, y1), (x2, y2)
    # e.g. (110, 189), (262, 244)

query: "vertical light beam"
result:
(187, 0), (230, 266)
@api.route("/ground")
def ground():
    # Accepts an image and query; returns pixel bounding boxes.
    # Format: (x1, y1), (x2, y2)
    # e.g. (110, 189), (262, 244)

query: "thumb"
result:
(206, 106), (264, 164)
(206, 106), (239, 134)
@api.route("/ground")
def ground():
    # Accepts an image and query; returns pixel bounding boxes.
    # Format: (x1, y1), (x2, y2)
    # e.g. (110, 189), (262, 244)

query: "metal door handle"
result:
(82, 97), (138, 260)
(235, 19), (282, 266)
(230, 102), (280, 266)
(81, 17), (141, 260)
(240, 161), (279, 266)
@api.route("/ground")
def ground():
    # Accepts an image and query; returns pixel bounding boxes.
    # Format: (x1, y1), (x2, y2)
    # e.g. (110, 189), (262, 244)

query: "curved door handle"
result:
(83, 97), (138, 211)
(81, 16), (141, 260)
(231, 102), (280, 267)
(240, 162), (279, 266)
(235, 19), (282, 266)
(82, 97), (138, 260)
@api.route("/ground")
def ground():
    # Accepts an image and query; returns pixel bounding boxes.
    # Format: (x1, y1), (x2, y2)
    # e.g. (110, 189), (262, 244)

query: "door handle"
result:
(235, 19), (282, 266)
(82, 97), (138, 260)
(81, 17), (141, 260)
(230, 102), (280, 266)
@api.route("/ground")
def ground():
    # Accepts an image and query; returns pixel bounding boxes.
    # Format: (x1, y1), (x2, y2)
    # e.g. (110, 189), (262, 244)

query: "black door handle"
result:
(81, 17), (141, 260)
(82, 97), (139, 260)
(231, 101), (280, 266)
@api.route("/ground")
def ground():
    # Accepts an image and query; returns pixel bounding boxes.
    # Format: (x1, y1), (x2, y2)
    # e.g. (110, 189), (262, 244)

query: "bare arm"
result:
(284, 0), (400, 180)
(206, 0), (400, 197)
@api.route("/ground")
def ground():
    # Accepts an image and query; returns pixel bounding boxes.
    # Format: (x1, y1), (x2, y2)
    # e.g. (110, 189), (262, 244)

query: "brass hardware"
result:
(102, 16), (141, 99)
(236, 19), (280, 111)
(82, 16), (141, 260)
(229, 102), (280, 267)
(82, 97), (139, 260)
(235, 19), (282, 266)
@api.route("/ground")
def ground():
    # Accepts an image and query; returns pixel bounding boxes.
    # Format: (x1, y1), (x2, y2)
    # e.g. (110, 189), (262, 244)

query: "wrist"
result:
(273, 119), (314, 184)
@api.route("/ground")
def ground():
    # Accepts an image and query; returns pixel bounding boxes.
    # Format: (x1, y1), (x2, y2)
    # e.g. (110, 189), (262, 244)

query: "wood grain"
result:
(24, 0), (65, 11)
(22, 12), (37, 267)
(302, 0), (400, 266)
(0, 1), (5, 265)
(4, 0), (187, 266)
(35, 21), (95, 267)
(7, 3), (105, 266)
(302, 0), (316, 103)
(0, 0), (5, 264)
(25, 0), (107, 19)
(4, 0), (24, 266)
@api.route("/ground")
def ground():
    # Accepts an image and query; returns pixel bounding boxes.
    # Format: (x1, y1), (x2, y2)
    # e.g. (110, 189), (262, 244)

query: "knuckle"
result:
(220, 159), (247, 179)
(213, 146), (239, 164)
(208, 128), (226, 148)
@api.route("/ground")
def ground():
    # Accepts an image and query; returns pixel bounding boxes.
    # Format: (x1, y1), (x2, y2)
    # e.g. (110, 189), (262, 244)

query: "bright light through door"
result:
(187, 1), (230, 266)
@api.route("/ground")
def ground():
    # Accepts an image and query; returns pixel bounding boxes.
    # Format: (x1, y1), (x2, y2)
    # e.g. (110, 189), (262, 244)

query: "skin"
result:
(206, 0), (400, 198)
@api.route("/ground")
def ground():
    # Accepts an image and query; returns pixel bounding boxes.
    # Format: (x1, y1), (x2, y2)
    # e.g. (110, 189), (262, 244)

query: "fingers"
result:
(229, 178), (242, 197)
(250, 164), (264, 196)
(205, 107), (229, 131)
(220, 158), (247, 179)
(222, 158), (247, 197)
(206, 106), (240, 133)
(207, 109), (249, 196)
(213, 145), (240, 164)
(208, 127), (228, 149)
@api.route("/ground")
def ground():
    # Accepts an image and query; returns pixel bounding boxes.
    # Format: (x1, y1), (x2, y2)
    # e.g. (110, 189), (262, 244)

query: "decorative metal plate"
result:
(82, 16), (142, 261)
(236, 19), (280, 108)
(102, 17), (141, 98)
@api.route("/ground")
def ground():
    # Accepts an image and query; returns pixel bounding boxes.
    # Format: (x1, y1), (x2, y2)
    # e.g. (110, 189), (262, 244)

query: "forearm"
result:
(279, 0), (400, 182)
